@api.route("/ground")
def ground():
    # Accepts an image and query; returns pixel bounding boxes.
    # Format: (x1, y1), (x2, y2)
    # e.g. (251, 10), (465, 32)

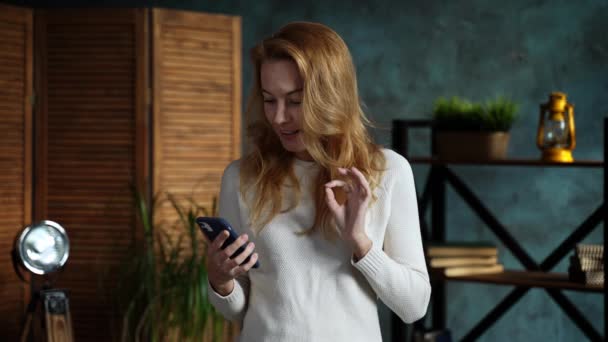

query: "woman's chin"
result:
(282, 144), (304, 153)
(279, 139), (302, 151)
(280, 142), (307, 155)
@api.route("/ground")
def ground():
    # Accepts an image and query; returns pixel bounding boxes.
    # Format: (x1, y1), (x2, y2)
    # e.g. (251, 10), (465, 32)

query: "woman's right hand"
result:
(206, 231), (258, 296)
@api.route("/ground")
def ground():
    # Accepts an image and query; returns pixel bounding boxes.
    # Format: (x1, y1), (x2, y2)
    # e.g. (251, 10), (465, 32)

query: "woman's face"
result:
(260, 59), (311, 161)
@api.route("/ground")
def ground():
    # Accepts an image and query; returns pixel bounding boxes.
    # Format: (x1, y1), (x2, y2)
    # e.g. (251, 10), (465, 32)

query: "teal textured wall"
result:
(6, 0), (607, 340)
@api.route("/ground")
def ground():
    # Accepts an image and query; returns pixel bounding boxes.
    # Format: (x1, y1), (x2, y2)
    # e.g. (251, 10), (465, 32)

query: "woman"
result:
(205, 21), (430, 341)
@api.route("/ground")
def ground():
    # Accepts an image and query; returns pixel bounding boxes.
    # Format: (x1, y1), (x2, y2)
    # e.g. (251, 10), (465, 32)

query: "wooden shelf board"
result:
(409, 157), (603, 168)
(433, 270), (603, 293)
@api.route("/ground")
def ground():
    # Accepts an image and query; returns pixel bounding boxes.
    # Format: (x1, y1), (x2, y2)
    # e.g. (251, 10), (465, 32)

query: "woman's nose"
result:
(273, 101), (288, 124)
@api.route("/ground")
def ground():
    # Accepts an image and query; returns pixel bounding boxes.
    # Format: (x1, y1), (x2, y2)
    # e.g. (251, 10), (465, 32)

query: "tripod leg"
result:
(20, 292), (39, 342)
(20, 312), (34, 342)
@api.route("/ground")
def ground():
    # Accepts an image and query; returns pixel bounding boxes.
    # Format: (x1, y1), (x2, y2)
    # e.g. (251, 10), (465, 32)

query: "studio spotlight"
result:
(15, 220), (69, 275)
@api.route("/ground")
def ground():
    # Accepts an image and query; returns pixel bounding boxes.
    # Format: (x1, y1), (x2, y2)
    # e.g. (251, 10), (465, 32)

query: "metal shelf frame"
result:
(390, 119), (607, 342)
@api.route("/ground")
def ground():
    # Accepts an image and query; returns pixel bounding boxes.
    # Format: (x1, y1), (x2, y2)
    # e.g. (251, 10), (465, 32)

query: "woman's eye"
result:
(263, 99), (275, 103)
(288, 100), (302, 105)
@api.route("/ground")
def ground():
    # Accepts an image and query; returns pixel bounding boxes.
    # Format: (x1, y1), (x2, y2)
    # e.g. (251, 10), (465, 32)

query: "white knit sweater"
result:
(208, 149), (431, 342)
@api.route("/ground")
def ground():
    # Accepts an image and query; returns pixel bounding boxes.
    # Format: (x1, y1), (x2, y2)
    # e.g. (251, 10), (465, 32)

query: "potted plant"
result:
(432, 96), (519, 160)
(113, 191), (235, 342)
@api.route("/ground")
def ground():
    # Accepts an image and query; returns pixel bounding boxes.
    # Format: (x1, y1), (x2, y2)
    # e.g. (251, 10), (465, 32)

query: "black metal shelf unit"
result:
(389, 119), (607, 342)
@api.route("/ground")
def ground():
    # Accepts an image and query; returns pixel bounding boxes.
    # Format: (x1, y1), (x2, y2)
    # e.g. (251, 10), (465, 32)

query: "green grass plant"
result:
(433, 96), (519, 132)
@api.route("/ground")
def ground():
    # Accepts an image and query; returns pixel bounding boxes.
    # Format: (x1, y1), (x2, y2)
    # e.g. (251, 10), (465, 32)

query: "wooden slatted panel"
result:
(37, 9), (146, 341)
(153, 9), (241, 235)
(0, 4), (32, 340)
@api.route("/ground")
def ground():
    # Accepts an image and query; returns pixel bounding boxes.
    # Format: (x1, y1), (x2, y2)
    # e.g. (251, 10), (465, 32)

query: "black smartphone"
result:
(196, 216), (260, 269)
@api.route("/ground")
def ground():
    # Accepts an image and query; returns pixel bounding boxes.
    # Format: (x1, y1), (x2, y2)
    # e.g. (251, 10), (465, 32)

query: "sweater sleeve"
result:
(207, 160), (251, 322)
(352, 150), (431, 323)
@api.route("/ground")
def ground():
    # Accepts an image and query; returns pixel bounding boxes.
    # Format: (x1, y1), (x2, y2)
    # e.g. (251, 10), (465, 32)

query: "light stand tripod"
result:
(12, 220), (73, 342)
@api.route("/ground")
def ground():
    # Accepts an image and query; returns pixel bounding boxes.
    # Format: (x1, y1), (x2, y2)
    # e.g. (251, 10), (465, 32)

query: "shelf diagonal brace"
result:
(461, 287), (530, 342)
(443, 167), (539, 270)
(546, 289), (603, 341)
(540, 204), (605, 271)
(462, 287), (603, 342)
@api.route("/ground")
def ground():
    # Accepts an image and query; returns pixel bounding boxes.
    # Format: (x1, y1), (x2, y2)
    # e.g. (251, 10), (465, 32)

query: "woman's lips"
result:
(278, 129), (301, 143)
(280, 129), (299, 136)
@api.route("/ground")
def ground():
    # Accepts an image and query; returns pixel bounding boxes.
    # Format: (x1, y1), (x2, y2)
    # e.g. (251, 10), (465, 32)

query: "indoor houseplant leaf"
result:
(115, 191), (228, 342)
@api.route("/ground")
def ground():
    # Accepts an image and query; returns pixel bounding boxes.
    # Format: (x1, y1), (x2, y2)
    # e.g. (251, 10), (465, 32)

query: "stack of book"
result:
(568, 243), (604, 286)
(426, 241), (503, 277)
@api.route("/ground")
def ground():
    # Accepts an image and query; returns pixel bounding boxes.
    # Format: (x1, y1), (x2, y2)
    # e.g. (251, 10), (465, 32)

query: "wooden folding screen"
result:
(35, 9), (147, 341)
(0, 4), (33, 341)
(152, 9), (241, 236)
(0, 6), (240, 340)
(30, 7), (240, 341)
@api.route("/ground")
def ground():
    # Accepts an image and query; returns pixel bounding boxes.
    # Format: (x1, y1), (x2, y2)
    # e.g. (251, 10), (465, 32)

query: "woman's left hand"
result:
(325, 167), (373, 259)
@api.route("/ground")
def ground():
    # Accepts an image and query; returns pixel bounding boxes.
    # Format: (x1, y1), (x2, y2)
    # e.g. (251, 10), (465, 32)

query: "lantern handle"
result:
(567, 103), (576, 150)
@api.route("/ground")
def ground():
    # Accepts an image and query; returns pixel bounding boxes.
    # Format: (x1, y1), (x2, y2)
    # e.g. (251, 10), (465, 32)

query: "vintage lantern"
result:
(536, 92), (576, 162)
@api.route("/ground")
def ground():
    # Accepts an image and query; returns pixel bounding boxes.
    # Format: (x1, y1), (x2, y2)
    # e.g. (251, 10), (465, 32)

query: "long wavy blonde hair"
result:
(241, 21), (386, 240)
